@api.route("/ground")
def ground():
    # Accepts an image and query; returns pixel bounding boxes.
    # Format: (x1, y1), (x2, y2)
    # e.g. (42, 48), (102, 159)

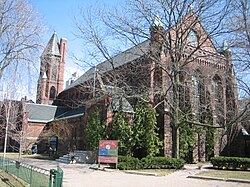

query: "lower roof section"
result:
(25, 103), (85, 124)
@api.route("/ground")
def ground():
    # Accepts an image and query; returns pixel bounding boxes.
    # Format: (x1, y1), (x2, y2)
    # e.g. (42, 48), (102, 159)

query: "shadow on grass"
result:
(0, 170), (28, 187)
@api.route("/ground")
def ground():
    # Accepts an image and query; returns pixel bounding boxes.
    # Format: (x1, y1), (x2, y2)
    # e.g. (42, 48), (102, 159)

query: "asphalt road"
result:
(19, 158), (250, 187)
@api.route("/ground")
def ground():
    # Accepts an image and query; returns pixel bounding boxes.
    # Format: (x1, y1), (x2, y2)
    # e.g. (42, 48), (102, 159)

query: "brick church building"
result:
(1, 13), (246, 160)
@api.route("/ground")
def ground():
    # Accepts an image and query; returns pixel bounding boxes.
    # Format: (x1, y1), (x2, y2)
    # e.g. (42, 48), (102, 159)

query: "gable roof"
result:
(63, 13), (223, 92)
(110, 95), (134, 113)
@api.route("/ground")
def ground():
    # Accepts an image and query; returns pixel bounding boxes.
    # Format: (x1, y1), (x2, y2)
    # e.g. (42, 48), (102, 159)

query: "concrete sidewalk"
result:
(19, 158), (250, 187)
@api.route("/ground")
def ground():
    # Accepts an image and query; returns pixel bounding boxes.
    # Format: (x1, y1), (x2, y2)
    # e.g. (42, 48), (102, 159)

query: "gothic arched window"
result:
(188, 29), (198, 47)
(213, 75), (223, 102)
(213, 75), (224, 124)
(191, 70), (203, 121)
(192, 75), (200, 112)
(49, 86), (56, 99)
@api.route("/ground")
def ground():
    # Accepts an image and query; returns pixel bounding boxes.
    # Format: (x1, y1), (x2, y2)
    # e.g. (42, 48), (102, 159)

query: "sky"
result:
(3, 0), (123, 101)
(30, 0), (123, 82)
(0, 0), (124, 101)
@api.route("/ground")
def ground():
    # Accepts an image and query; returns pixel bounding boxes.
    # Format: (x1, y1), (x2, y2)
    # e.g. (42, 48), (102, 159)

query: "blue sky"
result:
(30, 0), (124, 80)
(0, 0), (125, 101)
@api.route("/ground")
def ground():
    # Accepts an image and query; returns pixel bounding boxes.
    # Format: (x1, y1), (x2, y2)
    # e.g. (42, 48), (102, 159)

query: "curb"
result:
(89, 166), (117, 172)
(188, 175), (250, 184)
(124, 171), (157, 176)
(227, 178), (250, 184)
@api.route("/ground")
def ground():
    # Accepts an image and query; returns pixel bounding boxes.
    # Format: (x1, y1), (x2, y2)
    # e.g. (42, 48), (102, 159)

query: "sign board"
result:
(98, 156), (118, 163)
(98, 140), (118, 165)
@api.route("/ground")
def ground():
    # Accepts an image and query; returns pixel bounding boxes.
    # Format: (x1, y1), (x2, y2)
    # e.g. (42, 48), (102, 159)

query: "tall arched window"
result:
(191, 70), (203, 121)
(49, 86), (56, 99)
(213, 75), (223, 102)
(192, 75), (200, 115)
(188, 29), (198, 47)
(213, 75), (224, 124)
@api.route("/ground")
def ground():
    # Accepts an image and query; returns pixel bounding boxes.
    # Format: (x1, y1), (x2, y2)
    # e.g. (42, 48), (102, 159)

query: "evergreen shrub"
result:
(118, 156), (185, 170)
(118, 156), (142, 170)
(210, 156), (250, 170)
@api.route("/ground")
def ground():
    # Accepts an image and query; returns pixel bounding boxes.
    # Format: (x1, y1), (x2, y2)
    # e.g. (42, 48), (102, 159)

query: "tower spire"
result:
(42, 32), (61, 57)
(36, 32), (67, 104)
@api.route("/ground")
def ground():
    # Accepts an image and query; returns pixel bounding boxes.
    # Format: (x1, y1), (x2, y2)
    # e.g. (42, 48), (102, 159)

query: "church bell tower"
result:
(36, 32), (67, 104)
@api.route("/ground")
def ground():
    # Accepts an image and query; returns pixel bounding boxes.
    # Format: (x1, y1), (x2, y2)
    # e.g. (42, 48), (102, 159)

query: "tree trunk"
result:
(172, 125), (180, 159)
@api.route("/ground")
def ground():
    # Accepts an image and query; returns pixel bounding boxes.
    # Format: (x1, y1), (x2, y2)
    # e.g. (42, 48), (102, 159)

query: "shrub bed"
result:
(210, 156), (250, 170)
(118, 156), (185, 170)
(118, 156), (142, 170)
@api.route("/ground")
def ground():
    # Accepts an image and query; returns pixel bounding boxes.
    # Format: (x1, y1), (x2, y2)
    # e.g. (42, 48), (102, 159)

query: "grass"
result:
(198, 170), (250, 180)
(126, 169), (176, 176)
(0, 153), (51, 186)
(0, 153), (51, 160)
(0, 169), (29, 187)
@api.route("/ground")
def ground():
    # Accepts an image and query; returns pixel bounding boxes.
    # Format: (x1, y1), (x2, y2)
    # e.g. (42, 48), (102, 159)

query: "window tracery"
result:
(188, 29), (198, 47)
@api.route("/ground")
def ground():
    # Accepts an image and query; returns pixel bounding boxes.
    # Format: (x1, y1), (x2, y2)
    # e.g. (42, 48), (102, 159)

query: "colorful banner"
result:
(98, 140), (118, 164)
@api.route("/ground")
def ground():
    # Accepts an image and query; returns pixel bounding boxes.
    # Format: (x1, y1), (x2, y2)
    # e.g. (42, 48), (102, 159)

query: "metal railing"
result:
(0, 157), (63, 187)
(49, 166), (63, 187)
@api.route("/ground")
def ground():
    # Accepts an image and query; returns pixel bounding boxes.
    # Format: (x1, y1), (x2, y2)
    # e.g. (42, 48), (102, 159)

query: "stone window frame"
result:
(191, 69), (203, 121)
(188, 29), (199, 47)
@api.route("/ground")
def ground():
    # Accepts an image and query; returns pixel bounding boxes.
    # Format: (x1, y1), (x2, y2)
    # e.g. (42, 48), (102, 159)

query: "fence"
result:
(0, 157), (63, 187)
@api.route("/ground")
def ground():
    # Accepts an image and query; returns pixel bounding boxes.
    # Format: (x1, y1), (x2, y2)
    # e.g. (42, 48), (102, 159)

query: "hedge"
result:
(118, 156), (142, 170)
(118, 156), (185, 170)
(210, 156), (250, 170)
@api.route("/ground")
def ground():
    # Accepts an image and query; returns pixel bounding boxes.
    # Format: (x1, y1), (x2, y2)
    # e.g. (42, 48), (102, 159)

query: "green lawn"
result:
(0, 153), (50, 187)
(126, 169), (176, 176)
(0, 170), (29, 187)
(198, 170), (250, 180)
(0, 153), (51, 160)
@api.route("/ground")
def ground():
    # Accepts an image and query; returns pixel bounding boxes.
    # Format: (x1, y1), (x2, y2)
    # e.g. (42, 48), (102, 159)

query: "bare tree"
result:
(0, 0), (44, 80)
(73, 0), (236, 159)
(0, 99), (23, 158)
(228, 0), (250, 97)
(224, 0), (250, 136)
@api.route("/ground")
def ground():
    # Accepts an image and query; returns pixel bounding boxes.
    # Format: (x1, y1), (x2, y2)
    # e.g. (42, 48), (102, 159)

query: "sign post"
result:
(98, 140), (118, 169)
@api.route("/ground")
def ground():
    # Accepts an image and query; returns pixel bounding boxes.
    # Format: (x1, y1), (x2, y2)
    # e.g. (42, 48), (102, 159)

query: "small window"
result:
(188, 30), (198, 47)
(49, 86), (56, 99)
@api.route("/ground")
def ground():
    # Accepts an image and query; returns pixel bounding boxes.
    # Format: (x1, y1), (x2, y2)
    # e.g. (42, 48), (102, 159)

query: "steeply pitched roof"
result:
(25, 103), (85, 123)
(42, 32), (61, 57)
(64, 15), (225, 95)
(65, 40), (150, 90)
